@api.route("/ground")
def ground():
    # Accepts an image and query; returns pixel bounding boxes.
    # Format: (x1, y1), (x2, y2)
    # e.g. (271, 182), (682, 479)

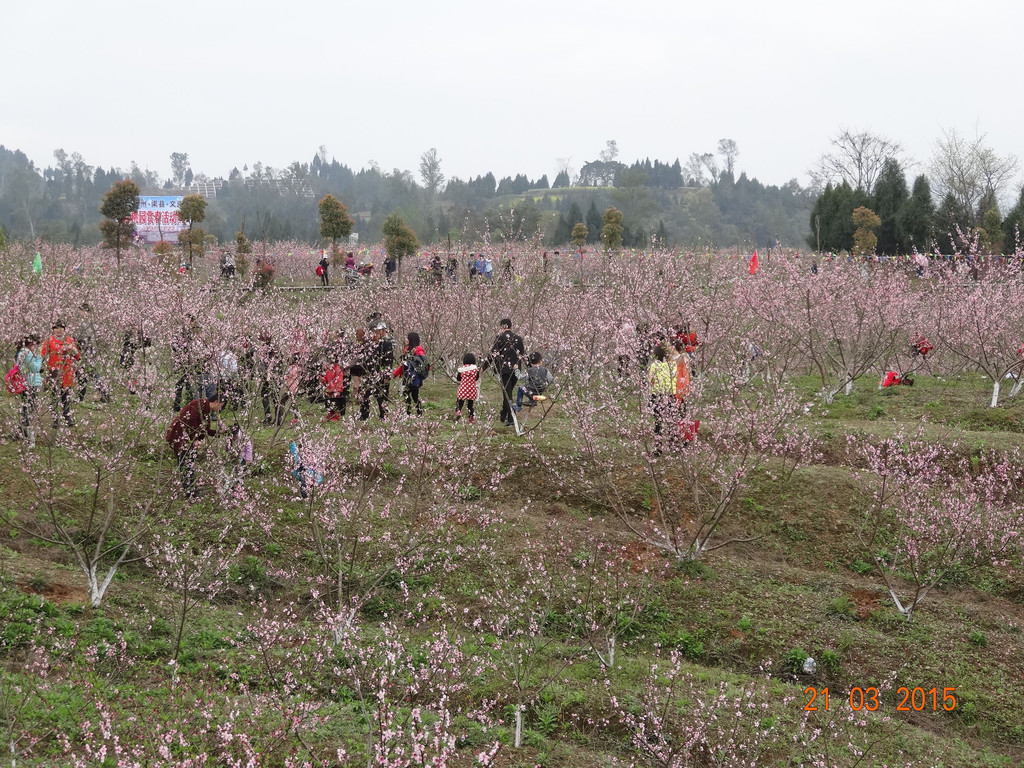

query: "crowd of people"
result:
(9, 310), (564, 498)
(9, 304), (110, 448)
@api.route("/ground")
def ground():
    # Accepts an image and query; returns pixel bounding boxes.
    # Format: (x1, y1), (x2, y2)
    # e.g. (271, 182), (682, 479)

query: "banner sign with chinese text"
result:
(133, 196), (184, 243)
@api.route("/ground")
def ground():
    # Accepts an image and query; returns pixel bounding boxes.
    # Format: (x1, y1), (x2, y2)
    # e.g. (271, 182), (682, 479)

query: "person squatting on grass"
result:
(513, 352), (554, 412)
(166, 394), (226, 500)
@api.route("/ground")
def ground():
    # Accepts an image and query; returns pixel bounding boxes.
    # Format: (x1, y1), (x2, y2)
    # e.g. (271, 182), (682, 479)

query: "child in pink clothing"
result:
(455, 352), (480, 423)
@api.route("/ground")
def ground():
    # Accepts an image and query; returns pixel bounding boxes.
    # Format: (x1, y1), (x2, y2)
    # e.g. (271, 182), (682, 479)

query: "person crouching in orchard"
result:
(41, 320), (80, 428)
(166, 393), (226, 500)
(513, 352), (554, 412)
(647, 344), (680, 455)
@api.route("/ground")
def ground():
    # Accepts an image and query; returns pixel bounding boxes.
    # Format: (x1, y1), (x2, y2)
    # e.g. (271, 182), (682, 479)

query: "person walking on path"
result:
(166, 394), (226, 499)
(487, 318), (525, 427)
(41, 320), (80, 428)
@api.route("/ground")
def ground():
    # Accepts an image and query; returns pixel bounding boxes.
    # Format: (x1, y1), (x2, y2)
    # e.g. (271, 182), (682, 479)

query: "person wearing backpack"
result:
(317, 252), (330, 287)
(392, 331), (428, 416)
(41, 320), (80, 428)
(487, 318), (525, 427)
(15, 335), (43, 448)
(513, 352), (554, 412)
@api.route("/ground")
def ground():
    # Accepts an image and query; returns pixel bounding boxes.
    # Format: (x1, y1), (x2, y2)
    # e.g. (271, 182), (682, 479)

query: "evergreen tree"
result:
(873, 158), (908, 255)
(656, 219), (670, 247)
(551, 213), (570, 245)
(571, 222), (588, 249)
(934, 193), (971, 253)
(1002, 188), (1024, 252)
(601, 206), (624, 249)
(382, 211), (419, 261)
(897, 175), (935, 252)
(980, 207), (1003, 253)
(552, 170), (571, 188)
(807, 182), (864, 252)
(585, 201), (603, 244)
(567, 202), (584, 228)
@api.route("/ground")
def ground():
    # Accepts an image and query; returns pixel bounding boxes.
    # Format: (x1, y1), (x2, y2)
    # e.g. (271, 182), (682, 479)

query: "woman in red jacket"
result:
(41, 319), (80, 427)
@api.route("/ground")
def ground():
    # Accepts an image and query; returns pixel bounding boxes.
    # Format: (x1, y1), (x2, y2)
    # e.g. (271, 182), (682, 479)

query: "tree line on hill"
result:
(808, 129), (1024, 255)
(0, 140), (812, 252)
(2, 128), (1020, 255)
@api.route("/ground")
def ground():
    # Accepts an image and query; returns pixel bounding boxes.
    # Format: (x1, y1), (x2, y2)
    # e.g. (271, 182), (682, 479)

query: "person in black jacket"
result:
(488, 318), (525, 426)
(359, 321), (395, 420)
(318, 252), (330, 286)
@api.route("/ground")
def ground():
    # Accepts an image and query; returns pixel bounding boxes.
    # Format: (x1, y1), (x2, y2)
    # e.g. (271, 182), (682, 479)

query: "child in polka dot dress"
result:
(455, 352), (480, 423)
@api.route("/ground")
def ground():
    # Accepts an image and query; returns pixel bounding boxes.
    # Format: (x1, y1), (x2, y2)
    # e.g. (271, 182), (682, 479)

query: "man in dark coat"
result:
(359, 321), (395, 421)
(488, 318), (525, 427)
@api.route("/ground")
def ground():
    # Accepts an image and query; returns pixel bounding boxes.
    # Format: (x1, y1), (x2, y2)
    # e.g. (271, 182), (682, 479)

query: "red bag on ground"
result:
(881, 371), (901, 388)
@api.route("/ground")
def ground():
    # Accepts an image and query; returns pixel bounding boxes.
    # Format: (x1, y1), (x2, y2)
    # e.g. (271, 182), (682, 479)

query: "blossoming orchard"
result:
(1, 239), (1023, 767)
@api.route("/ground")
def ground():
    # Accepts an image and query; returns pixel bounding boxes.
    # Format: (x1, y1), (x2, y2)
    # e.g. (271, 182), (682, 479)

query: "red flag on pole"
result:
(749, 250), (759, 275)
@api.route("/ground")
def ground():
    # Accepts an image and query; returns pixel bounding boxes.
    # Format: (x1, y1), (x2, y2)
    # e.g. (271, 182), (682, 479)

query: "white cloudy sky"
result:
(3, 0), (1021, 189)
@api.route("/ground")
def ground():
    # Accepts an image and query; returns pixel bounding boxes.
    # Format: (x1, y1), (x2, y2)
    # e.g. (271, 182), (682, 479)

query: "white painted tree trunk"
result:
(990, 380), (1001, 408)
(514, 703), (524, 748)
(844, 379), (854, 396)
(86, 563), (121, 608)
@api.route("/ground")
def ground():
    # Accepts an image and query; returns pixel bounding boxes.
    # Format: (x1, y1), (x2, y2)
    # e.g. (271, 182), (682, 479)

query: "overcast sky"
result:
(3, 0), (1021, 190)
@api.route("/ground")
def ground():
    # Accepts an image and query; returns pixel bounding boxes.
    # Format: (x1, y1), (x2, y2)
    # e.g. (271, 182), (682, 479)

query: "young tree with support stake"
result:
(382, 211), (419, 281)
(98, 178), (140, 270)
(317, 193), (354, 257)
(178, 193), (207, 268)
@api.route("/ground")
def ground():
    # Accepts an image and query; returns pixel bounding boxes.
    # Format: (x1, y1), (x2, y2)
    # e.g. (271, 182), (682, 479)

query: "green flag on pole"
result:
(32, 252), (43, 275)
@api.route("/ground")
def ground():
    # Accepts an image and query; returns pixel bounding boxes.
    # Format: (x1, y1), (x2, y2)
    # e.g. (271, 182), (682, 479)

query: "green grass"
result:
(1, 369), (1024, 765)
